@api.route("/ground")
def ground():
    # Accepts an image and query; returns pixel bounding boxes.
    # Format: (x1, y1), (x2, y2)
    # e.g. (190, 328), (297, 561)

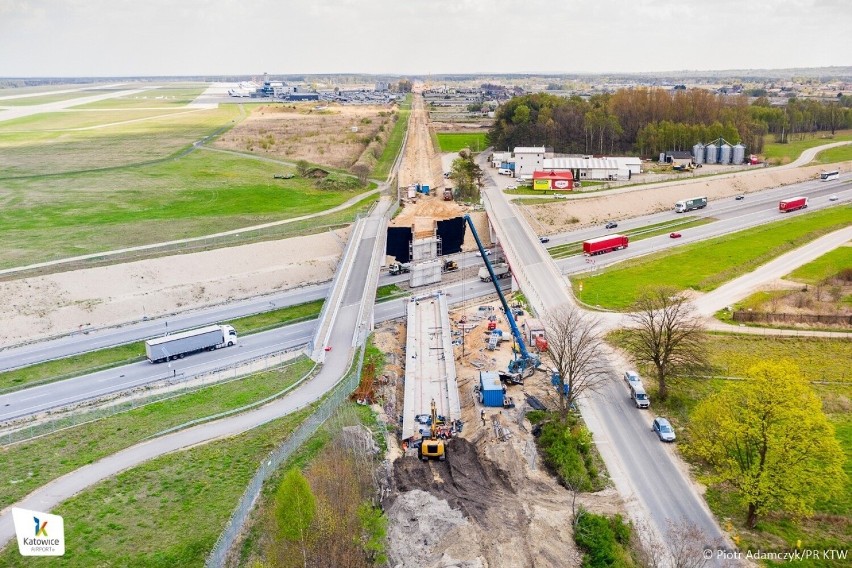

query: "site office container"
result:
(583, 235), (629, 256)
(779, 196), (808, 212)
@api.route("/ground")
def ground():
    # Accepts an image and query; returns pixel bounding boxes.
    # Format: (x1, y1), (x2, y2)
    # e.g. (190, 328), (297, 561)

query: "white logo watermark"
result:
(12, 507), (65, 556)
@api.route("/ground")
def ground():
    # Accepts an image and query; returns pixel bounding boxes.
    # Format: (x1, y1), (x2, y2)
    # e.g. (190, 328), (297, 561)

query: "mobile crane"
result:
(463, 214), (540, 378)
(419, 399), (446, 461)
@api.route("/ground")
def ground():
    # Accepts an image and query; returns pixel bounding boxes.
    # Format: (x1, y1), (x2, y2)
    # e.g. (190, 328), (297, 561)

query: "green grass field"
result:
(815, 144), (852, 164)
(786, 246), (852, 284)
(0, 406), (315, 567)
(548, 217), (714, 260)
(608, 332), (851, 565)
(762, 130), (852, 164)
(436, 132), (488, 153)
(573, 206), (852, 309)
(0, 105), (242, 176)
(0, 357), (315, 512)
(0, 149), (368, 267)
(372, 94), (412, 179)
(0, 299), (324, 393)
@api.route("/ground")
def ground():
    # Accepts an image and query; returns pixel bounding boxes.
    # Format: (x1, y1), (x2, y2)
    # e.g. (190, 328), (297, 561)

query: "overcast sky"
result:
(1, 0), (850, 77)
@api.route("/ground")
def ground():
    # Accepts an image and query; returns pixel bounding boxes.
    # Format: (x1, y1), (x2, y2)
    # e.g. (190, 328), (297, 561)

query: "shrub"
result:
(574, 509), (633, 568)
(536, 416), (600, 491)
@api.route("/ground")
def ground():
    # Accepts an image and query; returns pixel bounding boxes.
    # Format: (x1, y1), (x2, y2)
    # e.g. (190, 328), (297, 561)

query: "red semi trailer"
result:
(583, 234), (629, 255)
(779, 196), (808, 212)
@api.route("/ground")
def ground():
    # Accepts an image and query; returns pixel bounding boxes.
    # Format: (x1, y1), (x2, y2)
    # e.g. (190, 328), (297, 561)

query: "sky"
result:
(1, 0), (850, 77)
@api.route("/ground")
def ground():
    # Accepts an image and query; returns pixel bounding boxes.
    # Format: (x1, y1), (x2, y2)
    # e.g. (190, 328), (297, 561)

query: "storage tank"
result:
(719, 143), (732, 165)
(659, 152), (666, 163)
(732, 143), (746, 165)
(704, 143), (718, 164)
(692, 143), (705, 164)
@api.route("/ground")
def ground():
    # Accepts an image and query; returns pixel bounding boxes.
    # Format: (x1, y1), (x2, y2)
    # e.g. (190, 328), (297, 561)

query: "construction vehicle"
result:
(478, 262), (509, 282)
(388, 262), (411, 275)
(442, 259), (459, 272)
(463, 214), (541, 377)
(419, 399), (446, 461)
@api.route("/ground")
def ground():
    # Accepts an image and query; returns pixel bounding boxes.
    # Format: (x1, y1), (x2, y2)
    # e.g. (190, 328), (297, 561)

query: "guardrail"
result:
(205, 344), (367, 568)
(0, 345), (307, 446)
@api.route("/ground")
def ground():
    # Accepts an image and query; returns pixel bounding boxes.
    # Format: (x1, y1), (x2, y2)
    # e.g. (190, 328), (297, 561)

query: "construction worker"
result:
(481, 409), (486, 427)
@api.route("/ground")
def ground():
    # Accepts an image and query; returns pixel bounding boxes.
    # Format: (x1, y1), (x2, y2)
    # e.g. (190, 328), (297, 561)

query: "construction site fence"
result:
(732, 310), (852, 327)
(0, 346), (307, 447)
(205, 344), (367, 568)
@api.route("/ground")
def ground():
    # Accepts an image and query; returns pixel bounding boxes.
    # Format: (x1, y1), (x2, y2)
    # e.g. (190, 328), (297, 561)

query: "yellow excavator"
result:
(419, 399), (446, 461)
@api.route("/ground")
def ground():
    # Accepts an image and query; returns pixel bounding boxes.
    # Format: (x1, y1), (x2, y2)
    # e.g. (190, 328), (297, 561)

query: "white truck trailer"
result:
(145, 324), (237, 363)
(478, 263), (510, 282)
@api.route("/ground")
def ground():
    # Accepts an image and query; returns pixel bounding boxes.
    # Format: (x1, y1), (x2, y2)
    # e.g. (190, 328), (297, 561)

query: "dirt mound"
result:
(392, 438), (517, 523)
(390, 197), (467, 227)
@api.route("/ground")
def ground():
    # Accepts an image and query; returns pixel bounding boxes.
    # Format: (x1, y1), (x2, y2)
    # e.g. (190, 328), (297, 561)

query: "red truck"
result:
(779, 196), (808, 212)
(583, 234), (629, 256)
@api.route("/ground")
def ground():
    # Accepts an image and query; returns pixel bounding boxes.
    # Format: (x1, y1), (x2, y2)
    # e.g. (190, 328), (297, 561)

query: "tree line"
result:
(487, 89), (852, 157)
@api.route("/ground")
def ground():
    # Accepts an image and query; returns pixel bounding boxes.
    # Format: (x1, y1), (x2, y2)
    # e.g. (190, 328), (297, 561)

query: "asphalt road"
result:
(479, 163), (729, 558)
(0, 278), (507, 421)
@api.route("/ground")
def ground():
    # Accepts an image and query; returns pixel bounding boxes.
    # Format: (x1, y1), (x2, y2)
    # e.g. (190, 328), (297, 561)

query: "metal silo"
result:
(704, 143), (717, 164)
(732, 143), (746, 165)
(693, 143), (705, 164)
(719, 143), (732, 165)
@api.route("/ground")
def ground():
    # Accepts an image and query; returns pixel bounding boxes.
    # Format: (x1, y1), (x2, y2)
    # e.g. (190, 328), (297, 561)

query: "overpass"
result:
(478, 167), (728, 558)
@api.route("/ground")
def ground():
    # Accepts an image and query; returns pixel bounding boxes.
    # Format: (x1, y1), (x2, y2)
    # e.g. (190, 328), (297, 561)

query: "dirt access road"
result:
(397, 91), (443, 191)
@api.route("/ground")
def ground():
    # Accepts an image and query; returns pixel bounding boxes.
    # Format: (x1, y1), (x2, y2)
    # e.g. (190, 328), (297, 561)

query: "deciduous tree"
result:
(686, 361), (845, 528)
(624, 286), (708, 401)
(544, 304), (609, 416)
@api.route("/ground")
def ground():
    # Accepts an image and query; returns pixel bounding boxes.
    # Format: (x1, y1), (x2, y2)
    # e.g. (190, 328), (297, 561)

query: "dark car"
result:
(735, 194), (745, 200)
(669, 232), (682, 238)
(539, 236), (550, 243)
(652, 417), (676, 442)
(605, 221), (618, 229)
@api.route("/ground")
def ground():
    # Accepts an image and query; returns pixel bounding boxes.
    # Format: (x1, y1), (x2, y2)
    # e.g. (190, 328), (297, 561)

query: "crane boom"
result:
(463, 214), (536, 372)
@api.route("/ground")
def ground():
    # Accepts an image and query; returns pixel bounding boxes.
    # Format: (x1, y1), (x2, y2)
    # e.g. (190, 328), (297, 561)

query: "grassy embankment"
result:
(547, 217), (714, 260)
(0, 405), (317, 567)
(573, 205), (852, 309)
(608, 332), (851, 565)
(0, 299), (324, 394)
(436, 132), (488, 153)
(372, 93), (412, 179)
(0, 356), (315, 511)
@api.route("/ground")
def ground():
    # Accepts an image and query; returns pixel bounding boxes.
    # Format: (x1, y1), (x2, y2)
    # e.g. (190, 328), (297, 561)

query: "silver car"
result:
(652, 417), (676, 442)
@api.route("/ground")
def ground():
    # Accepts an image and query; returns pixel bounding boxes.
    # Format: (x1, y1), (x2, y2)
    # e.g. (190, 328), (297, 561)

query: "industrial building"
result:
(542, 156), (639, 181)
(512, 147), (546, 177)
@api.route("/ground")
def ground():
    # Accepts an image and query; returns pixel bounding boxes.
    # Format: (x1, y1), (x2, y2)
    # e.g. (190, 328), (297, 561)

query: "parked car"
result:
(669, 232), (682, 238)
(652, 417), (676, 442)
(623, 370), (641, 387)
(829, 194), (839, 201)
(735, 194), (745, 200)
(475, 250), (492, 257)
(506, 185), (517, 190)
(539, 236), (550, 243)
(554, 194), (568, 199)
(605, 221), (618, 229)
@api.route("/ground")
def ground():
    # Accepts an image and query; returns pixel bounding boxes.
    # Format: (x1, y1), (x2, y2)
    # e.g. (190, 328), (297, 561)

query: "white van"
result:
(630, 382), (650, 409)
(498, 168), (514, 176)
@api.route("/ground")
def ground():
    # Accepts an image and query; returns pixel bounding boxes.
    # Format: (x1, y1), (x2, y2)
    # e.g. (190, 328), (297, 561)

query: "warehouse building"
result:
(542, 156), (640, 181)
(513, 146), (547, 177)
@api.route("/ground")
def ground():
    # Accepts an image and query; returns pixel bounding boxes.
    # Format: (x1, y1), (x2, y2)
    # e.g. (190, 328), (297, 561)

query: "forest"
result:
(487, 89), (852, 157)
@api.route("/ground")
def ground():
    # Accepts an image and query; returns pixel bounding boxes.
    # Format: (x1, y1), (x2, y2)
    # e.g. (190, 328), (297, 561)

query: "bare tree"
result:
(634, 518), (723, 568)
(624, 286), (708, 401)
(543, 304), (609, 417)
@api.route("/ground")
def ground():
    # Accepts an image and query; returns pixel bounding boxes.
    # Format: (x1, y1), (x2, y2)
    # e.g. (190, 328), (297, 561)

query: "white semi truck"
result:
(478, 263), (510, 282)
(145, 324), (237, 363)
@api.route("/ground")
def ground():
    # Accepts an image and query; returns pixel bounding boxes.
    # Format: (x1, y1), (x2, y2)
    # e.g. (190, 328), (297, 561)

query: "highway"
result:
(0, 278), (507, 422)
(4, 176), (845, 374)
